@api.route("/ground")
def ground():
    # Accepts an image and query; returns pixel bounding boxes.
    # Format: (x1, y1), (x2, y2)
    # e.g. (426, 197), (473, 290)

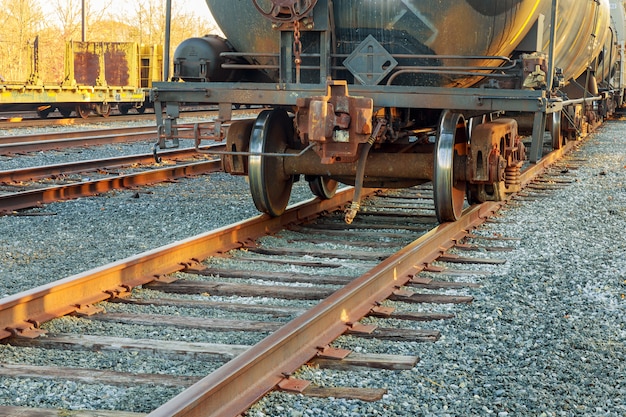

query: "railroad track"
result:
(0, 144), (226, 214)
(0, 106), (256, 136)
(0, 111), (266, 214)
(0, 125), (161, 154)
(0, 121), (230, 214)
(0, 138), (580, 416)
(0, 110), (156, 127)
(0, 108), (216, 130)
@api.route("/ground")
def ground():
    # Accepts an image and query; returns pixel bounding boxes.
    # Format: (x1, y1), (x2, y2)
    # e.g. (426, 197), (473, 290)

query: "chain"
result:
(293, 19), (302, 83)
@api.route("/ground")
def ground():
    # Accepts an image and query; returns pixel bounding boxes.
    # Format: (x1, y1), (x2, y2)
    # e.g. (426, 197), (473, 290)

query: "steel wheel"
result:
(466, 183), (483, 205)
(434, 110), (468, 223)
(249, 108), (294, 216)
(76, 105), (91, 119)
(96, 103), (111, 118)
(59, 107), (73, 118)
(307, 176), (338, 200)
(550, 110), (563, 149)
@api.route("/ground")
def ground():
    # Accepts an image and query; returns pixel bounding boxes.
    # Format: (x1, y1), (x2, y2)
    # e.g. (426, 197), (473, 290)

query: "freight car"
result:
(152, 0), (626, 223)
(0, 40), (162, 118)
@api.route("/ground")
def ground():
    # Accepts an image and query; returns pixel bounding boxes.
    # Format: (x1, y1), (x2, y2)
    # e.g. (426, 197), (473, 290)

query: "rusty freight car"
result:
(0, 40), (162, 118)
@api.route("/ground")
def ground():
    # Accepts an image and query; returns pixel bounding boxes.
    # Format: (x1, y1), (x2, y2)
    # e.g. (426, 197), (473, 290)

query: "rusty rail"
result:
(0, 126), (163, 154)
(0, 159), (222, 214)
(0, 108), (215, 129)
(148, 203), (497, 417)
(0, 145), (225, 183)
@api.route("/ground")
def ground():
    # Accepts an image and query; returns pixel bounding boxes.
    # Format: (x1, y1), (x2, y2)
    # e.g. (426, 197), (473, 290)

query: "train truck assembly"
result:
(152, 0), (626, 223)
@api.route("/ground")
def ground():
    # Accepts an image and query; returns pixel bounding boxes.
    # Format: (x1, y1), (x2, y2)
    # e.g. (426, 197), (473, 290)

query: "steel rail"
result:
(147, 140), (579, 417)
(148, 204), (495, 417)
(0, 128), (173, 155)
(0, 131), (158, 154)
(0, 108), (216, 129)
(0, 159), (222, 214)
(0, 123), (215, 154)
(0, 126), (157, 146)
(0, 144), (225, 183)
(0, 113), (157, 128)
(0, 188), (359, 340)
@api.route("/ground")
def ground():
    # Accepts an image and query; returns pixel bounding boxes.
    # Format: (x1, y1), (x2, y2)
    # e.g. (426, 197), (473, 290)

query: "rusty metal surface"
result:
(0, 145), (222, 183)
(0, 111), (157, 129)
(296, 81), (373, 163)
(72, 42), (137, 87)
(148, 201), (494, 417)
(0, 124), (214, 155)
(222, 120), (254, 175)
(467, 118), (526, 201)
(282, 148), (433, 180)
(0, 159), (222, 214)
(0, 126), (158, 153)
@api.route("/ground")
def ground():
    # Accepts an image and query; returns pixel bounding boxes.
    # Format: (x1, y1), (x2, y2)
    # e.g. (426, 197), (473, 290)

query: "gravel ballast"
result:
(246, 123), (626, 416)
(1, 119), (625, 415)
(0, 116), (312, 296)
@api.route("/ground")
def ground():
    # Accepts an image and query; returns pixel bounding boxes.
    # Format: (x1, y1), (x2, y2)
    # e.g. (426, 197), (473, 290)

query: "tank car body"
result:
(171, 35), (236, 83)
(208, 0), (609, 88)
(152, 0), (626, 223)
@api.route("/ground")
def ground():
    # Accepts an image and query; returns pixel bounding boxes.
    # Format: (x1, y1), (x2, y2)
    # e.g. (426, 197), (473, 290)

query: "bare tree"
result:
(118, 0), (218, 45)
(0, 0), (45, 81)
(0, 0), (218, 83)
(48, 0), (115, 41)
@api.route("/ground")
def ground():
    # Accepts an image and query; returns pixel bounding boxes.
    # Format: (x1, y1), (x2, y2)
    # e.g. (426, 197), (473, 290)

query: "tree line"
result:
(0, 0), (218, 83)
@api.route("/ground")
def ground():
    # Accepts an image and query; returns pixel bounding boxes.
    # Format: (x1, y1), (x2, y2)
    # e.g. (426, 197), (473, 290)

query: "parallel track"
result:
(0, 108), (215, 130)
(0, 125), (195, 155)
(0, 122), (226, 214)
(0, 145), (225, 214)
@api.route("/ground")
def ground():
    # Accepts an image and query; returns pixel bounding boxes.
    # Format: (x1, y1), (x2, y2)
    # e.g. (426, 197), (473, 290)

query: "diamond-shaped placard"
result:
(343, 34), (398, 86)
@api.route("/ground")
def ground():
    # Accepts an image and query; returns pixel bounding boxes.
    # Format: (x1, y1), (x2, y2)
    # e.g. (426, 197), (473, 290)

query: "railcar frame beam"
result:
(152, 82), (550, 114)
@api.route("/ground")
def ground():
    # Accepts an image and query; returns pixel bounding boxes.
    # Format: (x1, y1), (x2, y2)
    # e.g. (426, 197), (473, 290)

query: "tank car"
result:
(152, 0), (626, 223)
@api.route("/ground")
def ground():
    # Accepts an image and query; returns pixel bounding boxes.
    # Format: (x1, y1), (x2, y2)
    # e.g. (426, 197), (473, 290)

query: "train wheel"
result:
(96, 103), (111, 118)
(137, 105), (146, 114)
(434, 111), (468, 223)
(249, 108), (294, 216)
(59, 107), (73, 118)
(76, 105), (91, 119)
(550, 110), (563, 149)
(466, 184), (483, 205)
(307, 176), (338, 199)
(119, 104), (131, 115)
(222, 119), (254, 175)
